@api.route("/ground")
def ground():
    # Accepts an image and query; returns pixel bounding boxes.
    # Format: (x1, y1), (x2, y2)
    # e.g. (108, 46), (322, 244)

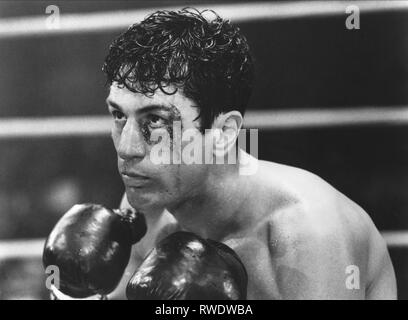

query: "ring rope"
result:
(0, 1), (407, 39)
(0, 107), (406, 139)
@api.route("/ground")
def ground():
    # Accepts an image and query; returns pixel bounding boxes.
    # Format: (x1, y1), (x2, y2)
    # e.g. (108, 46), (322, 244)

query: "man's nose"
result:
(117, 120), (146, 161)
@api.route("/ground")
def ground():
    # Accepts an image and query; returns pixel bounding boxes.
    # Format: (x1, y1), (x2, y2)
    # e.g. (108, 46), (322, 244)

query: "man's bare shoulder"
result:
(255, 160), (374, 241)
(226, 161), (369, 298)
(247, 160), (395, 298)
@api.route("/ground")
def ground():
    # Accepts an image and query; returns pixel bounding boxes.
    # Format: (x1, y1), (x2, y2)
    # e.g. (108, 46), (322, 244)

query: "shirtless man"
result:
(103, 8), (396, 299)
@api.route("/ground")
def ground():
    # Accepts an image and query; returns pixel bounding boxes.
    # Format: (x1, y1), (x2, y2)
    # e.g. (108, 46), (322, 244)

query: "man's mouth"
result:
(121, 171), (150, 188)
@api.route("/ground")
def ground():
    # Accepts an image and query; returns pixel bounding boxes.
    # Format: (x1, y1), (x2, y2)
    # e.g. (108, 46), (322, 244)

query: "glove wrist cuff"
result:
(49, 285), (108, 300)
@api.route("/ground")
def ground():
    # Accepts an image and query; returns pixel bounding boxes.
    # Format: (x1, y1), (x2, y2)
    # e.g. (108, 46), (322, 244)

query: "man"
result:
(103, 8), (396, 299)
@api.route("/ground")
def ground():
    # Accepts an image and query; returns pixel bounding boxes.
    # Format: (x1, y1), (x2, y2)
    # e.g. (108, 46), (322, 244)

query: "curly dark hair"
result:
(102, 8), (254, 131)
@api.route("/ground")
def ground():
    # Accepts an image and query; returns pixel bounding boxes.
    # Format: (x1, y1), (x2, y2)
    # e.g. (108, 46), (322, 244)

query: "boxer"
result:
(101, 8), (396, 299)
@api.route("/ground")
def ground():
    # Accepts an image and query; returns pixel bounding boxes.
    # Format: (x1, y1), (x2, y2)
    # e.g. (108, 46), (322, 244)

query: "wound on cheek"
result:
(141, 123), (155, 145)
(141, 105), (182, 146)
(167, 105), (182, 144)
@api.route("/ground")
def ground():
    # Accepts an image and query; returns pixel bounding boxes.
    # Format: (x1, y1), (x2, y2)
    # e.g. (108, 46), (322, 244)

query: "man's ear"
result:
(212, 111), (243, 159)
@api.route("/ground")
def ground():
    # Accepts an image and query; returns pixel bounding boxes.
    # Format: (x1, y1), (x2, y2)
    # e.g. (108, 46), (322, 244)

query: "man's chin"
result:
(125, 188), (164, 212)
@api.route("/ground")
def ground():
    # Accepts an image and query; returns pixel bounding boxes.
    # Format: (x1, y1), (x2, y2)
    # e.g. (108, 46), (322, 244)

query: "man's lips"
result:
(121, 171), (150, 187)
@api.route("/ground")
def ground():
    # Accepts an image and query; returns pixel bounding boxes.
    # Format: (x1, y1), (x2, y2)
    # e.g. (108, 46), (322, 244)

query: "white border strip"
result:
(0, 231), (406, 260)
(0, 1), (407, 39)
(0, 107), (407, 139)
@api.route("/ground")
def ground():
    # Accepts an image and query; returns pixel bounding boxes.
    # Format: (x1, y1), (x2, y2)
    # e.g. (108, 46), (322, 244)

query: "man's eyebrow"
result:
(106, 99), (179, 114)
(138, 104), (176, 113)
(106, 99), (123, 112)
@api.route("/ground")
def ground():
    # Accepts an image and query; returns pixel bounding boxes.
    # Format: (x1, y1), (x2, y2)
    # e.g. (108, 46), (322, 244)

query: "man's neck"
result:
(169, 162), (255, 241)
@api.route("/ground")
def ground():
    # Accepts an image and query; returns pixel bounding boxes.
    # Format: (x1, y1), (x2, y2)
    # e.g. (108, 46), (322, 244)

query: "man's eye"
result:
(112, 110), (126, 121)
(148, 115), (166, 128)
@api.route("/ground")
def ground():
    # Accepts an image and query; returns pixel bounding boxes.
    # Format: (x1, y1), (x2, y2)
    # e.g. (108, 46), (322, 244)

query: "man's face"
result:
(106, 83), (210, 212)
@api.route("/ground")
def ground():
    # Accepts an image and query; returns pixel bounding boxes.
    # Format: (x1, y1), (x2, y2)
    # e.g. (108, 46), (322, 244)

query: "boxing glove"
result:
(126, 231), (247, 300)
(43, 203), (147, 298)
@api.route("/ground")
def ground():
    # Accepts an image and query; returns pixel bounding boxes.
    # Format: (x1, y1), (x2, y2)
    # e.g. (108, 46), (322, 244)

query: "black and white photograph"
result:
(0, 0), (407, 303)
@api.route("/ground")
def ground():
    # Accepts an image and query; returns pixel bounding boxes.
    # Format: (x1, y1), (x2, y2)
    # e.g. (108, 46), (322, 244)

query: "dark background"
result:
(0, 0), (407, 299)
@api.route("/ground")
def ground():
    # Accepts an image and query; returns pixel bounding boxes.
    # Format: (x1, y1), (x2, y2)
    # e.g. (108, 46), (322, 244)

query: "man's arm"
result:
(365, 227), (397, 299)
(266, 201), (371, 300)
(271, 225), (365, 299)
